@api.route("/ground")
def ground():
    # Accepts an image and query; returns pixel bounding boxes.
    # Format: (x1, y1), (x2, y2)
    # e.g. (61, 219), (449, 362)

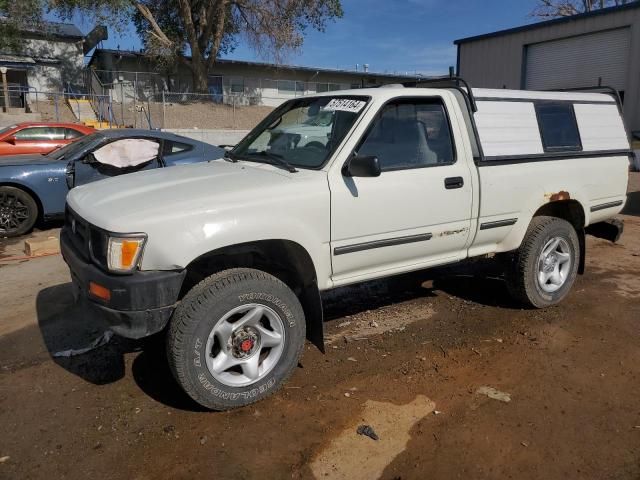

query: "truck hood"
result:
(67, 159), (326, 232)
(0, 153), (51, 166)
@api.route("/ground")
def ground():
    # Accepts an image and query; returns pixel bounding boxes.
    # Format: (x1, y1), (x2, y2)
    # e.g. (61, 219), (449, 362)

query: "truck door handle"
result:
(444, 177), (464, 189)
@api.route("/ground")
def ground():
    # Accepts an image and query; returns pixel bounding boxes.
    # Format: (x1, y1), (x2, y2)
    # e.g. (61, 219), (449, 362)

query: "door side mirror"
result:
(81, 153), (96, 164)
(4, 135), (17, 144)
(342, 155), (381, 178)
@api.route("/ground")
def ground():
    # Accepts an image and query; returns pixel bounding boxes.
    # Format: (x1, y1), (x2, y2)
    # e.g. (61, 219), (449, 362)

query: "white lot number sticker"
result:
(323, 98), (366, 113)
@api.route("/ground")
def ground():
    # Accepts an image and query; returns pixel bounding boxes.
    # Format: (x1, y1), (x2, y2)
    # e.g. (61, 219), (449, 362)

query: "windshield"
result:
(303, 110), (334, 127)
(47, 132), (103, 160)
(0, 125), (17, 136)
(232, 96), (369, 169)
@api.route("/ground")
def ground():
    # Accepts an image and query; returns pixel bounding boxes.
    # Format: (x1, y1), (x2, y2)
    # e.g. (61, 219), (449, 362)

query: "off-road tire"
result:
(506, 216), (580, 308)
(167, 268), (306, 410)
(0, 186), (38, 238)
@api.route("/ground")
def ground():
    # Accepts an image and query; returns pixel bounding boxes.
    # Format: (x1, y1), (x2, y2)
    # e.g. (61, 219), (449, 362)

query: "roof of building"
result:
(454, 1), (640, 45)
(2, 20), (85, 40)
(41, 21), (84, 39)
(89, 48), (419, 80)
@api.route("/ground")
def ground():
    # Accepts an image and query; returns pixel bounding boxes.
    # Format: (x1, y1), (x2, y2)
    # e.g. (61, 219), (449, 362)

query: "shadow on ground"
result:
(34, 258), (517, 410)
(36, 283), (136, 384)
(322, 257), (519, 321)
(35, 282), (206, 411)
(622, 191), (640, 217)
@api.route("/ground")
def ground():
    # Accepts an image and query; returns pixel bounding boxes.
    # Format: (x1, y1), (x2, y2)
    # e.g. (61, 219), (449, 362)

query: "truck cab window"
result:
(358, 99), (455, 171)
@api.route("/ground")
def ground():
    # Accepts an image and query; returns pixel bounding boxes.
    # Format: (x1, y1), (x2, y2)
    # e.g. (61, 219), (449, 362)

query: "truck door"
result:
(329, 96), (474, 283)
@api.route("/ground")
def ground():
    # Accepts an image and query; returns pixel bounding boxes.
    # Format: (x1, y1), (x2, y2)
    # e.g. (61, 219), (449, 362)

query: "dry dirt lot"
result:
(0, 174), (639, 480)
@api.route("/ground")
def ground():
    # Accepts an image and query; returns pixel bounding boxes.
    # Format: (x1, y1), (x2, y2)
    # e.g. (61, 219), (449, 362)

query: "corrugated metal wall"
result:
(525, 27), (631, 90)
(457, 6), (640, 134)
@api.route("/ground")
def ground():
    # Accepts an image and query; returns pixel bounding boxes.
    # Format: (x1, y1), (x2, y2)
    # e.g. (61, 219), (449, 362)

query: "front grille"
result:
(64, 207), (92, 261)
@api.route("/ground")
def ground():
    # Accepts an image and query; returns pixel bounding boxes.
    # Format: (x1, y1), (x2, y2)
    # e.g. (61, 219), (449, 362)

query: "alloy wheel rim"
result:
(0, 192), (30, 233)
(537, 236), (572, 293)
(205, 303), (286, 387)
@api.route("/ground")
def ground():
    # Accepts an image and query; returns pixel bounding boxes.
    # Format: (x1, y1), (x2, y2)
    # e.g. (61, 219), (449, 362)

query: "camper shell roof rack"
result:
(401, 75), (478, 112)
(552, 85), (623, 110)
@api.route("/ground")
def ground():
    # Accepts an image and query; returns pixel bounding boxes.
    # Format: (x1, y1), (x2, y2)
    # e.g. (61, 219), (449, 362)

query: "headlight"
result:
(107, 235), (147, 273)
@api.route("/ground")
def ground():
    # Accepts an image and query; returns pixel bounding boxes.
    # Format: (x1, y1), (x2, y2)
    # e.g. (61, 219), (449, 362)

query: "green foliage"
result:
(3, 0), (343, 91)
(131, 0), (238, 61)
(0, 0), (44, 50)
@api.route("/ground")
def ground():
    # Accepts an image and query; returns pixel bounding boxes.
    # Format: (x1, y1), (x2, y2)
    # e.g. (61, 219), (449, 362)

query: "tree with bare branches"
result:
(531, 0), (637, 18)
(48, 0), (343, 92)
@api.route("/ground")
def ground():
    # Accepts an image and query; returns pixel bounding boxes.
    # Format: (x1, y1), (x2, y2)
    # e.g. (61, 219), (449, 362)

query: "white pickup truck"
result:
(60, 79), (630, 410)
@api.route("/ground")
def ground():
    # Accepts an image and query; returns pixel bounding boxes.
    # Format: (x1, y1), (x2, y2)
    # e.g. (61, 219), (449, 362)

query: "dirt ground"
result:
(1, 174), (639, 480)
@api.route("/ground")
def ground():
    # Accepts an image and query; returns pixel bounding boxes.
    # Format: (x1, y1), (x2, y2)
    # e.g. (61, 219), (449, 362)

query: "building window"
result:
(278, 80), (296, 94)
(296, 81), (305, 94)
(328, 83), (342, 91)
(228, 77), (244, 94)
(316, 83), (329, 93)
(534, 102), (582, 152)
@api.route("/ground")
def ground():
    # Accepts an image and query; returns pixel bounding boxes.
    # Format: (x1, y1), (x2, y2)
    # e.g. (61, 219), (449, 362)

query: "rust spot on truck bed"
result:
(545, 191), (571, 202)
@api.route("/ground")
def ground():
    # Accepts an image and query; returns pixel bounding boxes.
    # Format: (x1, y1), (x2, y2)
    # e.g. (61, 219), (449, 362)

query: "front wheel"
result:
(167, 268), (306, 410)
(506, 216), (580, 308)
(0, 186), (38, 238)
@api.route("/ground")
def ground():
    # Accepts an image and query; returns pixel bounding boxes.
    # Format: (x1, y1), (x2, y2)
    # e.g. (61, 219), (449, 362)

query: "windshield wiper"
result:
(245, 151), (298, 173)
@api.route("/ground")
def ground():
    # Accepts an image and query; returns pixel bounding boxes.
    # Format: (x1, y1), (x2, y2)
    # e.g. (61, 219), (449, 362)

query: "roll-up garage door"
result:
(525, 28), (630, 91)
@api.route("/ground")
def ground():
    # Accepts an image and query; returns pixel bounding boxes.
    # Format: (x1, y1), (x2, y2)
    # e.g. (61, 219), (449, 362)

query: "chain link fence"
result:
(87, 68), (357, 129)
(7, 65), (362, 129)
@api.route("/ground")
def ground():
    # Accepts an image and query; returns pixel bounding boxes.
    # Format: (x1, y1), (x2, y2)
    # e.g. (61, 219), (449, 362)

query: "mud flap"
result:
(300, 283), (325, 353)
(578, 229), (586, 275)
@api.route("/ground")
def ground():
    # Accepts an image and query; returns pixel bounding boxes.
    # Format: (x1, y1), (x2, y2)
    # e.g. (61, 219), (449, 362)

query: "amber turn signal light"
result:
(89, 282), (111, 302)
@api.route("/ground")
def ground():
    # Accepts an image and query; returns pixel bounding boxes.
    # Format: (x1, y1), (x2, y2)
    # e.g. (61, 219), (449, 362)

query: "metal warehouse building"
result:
(455, 2), (640, 138)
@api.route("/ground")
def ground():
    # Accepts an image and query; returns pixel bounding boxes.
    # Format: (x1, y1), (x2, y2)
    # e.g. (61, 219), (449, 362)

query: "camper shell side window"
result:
(534, 102), (583, 153)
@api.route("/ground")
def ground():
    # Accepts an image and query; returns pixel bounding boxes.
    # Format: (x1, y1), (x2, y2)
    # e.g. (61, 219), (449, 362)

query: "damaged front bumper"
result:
(60, 228), (186, 339)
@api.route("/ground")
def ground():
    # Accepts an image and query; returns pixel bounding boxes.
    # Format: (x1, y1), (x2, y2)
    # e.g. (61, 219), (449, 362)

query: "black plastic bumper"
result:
(60, 229), (186, 339)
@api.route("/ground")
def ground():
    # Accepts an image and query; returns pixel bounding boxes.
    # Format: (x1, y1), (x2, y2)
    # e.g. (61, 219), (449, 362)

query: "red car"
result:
(0, 122), (95, 156)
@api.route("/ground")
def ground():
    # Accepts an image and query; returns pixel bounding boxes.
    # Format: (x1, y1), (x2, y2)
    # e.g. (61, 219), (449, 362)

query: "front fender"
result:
(139, 199), (332, 289)
(0, 164), (68, 216)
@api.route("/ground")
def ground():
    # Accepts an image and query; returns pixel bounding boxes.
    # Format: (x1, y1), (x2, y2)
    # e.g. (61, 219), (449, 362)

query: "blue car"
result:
(0, 129), (224, 237)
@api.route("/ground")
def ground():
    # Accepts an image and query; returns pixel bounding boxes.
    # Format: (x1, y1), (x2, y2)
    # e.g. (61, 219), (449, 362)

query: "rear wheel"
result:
(506, 216), (580, 308)
(167, 268), (306, 410)
(0, 186), (38, 238)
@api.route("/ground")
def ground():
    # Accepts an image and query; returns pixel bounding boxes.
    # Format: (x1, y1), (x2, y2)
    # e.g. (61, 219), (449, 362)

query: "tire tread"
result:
(506, 215), (578, 308)
(167, 268), (304, 410)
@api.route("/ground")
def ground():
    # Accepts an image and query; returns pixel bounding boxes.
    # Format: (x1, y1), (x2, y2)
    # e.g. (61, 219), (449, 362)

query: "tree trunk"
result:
(190, 57), (209, 93)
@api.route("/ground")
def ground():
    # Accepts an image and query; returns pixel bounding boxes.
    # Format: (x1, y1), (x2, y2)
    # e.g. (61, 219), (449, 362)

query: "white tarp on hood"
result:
(93, 139), (159, 168)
